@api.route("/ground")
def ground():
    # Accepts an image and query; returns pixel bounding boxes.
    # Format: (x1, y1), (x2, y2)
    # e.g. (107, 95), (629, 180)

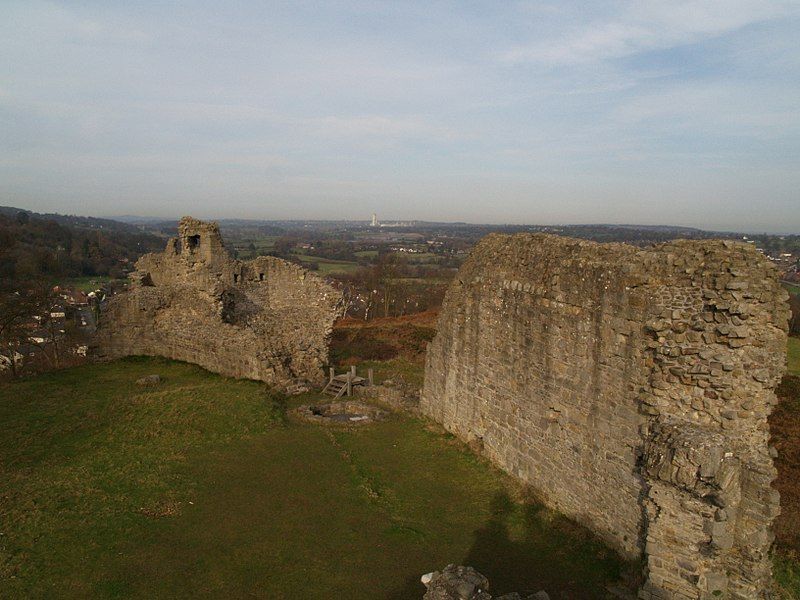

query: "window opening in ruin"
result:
(259, 273), (264, 281)
(233, 274), (239, 284)
(186, 234), (200, 252)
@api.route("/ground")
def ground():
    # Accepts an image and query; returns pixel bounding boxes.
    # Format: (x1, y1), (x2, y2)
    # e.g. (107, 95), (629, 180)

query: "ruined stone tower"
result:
(422, 234), (790, 599)
(93, 217), (342, 387)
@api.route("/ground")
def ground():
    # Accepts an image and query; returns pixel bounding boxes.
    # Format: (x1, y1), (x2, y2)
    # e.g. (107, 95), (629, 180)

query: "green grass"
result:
(61, 276), (123, 292)
(0, 357), (624, 599)
(231, 237), (279, 259)
(404, 252), (440, 262)
(783, 282), (800, 297)
(789, 337), (800, 377)
(357, 357), (426, 388)
(775, 551), (800, 599)
(313, 262), (361, 276)
(240, 237), (278, 249)
(291, 253), (361, 275)
(396, 277), (453, 285)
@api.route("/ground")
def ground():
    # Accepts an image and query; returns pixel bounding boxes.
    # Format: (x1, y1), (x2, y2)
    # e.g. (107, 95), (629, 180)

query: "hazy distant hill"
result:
(0, 207), (162, 236)
(111, 215), (177, 225)
(113, 215), (288, 239)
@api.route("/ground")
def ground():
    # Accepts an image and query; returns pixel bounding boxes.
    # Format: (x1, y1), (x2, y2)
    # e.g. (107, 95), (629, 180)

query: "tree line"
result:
(0, 210), (162, 282)
(0, 210), (162, 377)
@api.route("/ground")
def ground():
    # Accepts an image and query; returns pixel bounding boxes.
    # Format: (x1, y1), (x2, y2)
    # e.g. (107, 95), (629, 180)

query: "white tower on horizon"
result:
(371, 213), (378, 227)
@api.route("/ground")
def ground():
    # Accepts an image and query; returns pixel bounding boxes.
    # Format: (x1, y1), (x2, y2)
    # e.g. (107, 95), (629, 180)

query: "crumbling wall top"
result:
(94, 217), (342, 387)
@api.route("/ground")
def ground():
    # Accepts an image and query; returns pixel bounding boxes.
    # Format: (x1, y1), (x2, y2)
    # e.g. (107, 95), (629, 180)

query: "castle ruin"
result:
(422, 234), (790, 599)
(93, 217), (342, 387)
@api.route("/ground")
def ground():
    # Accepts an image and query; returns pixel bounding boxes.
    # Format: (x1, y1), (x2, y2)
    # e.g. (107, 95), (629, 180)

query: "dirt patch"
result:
(138, 499), (182, 518)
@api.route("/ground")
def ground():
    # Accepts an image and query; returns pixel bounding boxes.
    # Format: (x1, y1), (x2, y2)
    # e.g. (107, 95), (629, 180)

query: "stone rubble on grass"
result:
(421, 565), (549, 600)
(135, 374), (161, 386)
(285, 380), (311, 395)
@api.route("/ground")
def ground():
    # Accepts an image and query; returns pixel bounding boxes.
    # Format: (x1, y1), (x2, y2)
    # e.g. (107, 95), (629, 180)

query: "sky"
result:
(0, 1), (798, 232)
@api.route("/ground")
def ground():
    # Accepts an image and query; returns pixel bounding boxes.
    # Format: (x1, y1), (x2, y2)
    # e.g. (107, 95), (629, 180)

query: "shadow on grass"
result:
(388, 492), (625, 600)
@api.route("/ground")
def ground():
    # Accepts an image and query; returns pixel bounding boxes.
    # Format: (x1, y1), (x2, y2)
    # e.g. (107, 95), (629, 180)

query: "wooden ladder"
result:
(322, 377), (348, 399)
(321, 367), (372, 398)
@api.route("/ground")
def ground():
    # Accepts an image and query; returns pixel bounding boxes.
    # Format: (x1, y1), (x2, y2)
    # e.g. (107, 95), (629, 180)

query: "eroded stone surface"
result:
(93, 217), (342, 388)
(422, 234), (790, 600)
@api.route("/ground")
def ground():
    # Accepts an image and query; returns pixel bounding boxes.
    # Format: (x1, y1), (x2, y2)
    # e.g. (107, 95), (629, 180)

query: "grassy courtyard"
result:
(0, 358), (623, 599)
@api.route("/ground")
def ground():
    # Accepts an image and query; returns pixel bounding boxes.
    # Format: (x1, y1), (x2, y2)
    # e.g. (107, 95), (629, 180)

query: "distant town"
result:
(1, 205), (799, 377)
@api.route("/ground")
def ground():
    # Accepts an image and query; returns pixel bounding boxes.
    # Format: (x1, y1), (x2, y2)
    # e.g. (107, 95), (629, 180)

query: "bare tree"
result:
(0, 282), (55, 378)
(30, 307), (72, 370)
(373, 253), (406, 318)
(789, 293), (800, 337)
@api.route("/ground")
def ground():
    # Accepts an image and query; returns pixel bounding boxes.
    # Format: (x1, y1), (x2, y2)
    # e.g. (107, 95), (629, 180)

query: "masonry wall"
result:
(421, 234), (790, 599)
(93, 217), (342, 387)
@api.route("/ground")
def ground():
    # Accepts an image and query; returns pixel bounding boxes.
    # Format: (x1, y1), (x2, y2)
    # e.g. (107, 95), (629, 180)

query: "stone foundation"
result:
(93, 217), (342, 388)
(290, 400), (388, 426)
(422, 234), (790, 599)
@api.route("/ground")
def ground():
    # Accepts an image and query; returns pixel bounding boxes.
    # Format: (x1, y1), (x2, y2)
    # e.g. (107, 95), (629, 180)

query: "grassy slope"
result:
(772, 333), (800, 597)
(771, 372), (800, 598)
(0, 358), (623, 599)
(770, 272), (800, 598)
(788, 337), (800, 377)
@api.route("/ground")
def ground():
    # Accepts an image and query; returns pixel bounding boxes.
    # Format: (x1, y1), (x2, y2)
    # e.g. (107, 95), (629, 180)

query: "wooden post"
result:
(329, 367), (335, 383)
(368, 368), (374, 386)
(350, 365), (356, 379)
(347, 371), (352, 397)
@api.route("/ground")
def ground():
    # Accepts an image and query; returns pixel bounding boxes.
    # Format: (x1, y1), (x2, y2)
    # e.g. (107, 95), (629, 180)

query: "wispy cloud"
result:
(0, 1), (798, 230)
(501, 1), (798, 65)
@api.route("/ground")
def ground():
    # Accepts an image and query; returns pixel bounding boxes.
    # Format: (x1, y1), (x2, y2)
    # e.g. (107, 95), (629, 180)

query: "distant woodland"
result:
(0, 207), (163, 287)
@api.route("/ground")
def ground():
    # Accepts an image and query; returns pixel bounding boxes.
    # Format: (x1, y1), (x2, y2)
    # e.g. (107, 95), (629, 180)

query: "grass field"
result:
(789, 337), (800, 377)
(231, 237), (279, 259)
(357, 357), (426, 388)
(291, 253), (361, 275)
(404, 252), (441, 262)
(0, 358), (624, 599)
(61, 276), (122, 292)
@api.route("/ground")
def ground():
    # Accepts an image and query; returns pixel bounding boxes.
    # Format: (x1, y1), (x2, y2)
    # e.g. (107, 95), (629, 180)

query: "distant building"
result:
(371, 213), (379, 227)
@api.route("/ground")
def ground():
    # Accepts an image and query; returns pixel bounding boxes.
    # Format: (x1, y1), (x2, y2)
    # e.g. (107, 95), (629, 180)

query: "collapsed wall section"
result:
(93, 217), (342, 387)
(421, 233), (789, 599)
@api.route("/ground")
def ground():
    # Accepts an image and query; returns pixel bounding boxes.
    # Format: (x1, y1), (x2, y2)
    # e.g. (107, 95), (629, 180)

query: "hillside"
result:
(0, 207), (163, 285)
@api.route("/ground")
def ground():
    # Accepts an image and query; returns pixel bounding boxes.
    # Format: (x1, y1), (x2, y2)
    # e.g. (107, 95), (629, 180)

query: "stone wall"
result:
(93, 217), (342, 388)
(421, 233), (790, 599)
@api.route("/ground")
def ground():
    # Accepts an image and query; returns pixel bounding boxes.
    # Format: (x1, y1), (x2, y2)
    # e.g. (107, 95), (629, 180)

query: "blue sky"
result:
(0, 1), (798, 232)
